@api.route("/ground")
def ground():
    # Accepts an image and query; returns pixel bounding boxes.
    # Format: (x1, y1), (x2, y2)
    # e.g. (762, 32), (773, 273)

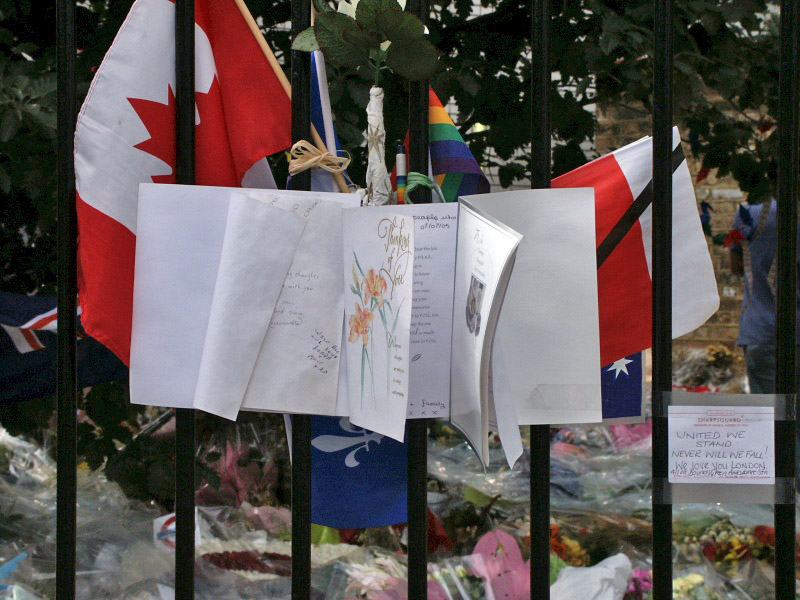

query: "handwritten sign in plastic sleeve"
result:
(668, 405), (774, 485)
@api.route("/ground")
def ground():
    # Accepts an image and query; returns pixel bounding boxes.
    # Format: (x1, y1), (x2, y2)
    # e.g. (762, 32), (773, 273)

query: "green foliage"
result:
(292, 0), (440, 82)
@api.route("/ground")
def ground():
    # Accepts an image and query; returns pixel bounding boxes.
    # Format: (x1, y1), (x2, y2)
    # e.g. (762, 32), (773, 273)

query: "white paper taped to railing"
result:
(668, 404), (775, 485)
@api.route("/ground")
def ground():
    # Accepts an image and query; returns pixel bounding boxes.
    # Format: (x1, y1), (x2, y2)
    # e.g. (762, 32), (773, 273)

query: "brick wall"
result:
(595, 106), (745, 355)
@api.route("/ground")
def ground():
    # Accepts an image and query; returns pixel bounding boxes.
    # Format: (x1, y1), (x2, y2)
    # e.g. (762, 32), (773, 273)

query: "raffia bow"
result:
(288, 140), (351, 176)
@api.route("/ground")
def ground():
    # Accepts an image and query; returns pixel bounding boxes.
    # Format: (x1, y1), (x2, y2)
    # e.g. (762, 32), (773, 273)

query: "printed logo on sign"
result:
(152, 511), (201, 550)
(157, 515), (176, 549)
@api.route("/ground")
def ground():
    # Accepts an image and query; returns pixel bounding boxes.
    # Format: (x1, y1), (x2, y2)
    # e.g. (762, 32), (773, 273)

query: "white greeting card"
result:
(450, 200), (522, 466)
(464, 188), (602, 425)
(342, 209), (414, 441)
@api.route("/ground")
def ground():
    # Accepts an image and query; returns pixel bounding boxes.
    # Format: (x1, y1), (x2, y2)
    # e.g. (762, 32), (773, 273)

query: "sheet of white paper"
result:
(357, 204), (458, 419)
(488, 342), (523, 468)
(668, 405), (775, 484)
(450, 201), (522, 466)
(131, 185), (231, 408)
(342, 209), (414, 441)
(131, 184), (359, 410)
(463, 189), (602, 425)
(193, 193), (305, 419)
(239, 191), (360, 415)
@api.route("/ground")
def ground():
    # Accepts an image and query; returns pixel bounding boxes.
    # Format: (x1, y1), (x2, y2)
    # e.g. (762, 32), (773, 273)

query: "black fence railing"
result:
(53, 1), (800, 599)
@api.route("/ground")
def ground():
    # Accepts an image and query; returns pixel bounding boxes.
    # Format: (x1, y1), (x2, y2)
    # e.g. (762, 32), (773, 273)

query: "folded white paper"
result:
(193, 193), (305, 419)
(240, 191), (361, 416)
(131, 184), (305, 417)
(463, 189), (602, 425)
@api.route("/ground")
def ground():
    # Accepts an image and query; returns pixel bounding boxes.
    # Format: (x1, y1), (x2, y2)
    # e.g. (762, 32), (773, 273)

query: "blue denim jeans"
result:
(743, 344), (778, 393)
(744, 344), (800, 483)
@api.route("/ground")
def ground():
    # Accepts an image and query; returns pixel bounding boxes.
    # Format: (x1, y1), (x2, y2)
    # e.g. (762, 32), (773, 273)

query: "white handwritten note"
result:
(240, 191), (360, 416)
(668, 405), (774, 484)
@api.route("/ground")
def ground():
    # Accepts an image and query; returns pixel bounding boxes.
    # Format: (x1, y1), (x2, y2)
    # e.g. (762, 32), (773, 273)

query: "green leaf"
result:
(0, 166), (10, 194)
(353, 251), (365, 276)
(375, 9), (424, 43)
(312, 0), (334, 13)
(360, 345), (367, 404)
(311, 524), (341, 545)
(291, 27), (320, 52)
(341, 25), (382, 51)
(314, 12), (369, 68)
(0, 109), (19, 142)
(391, 298), (403, 334)
(385, 38), (440, 81)
(598, 33), (619, 55)
(355, 0), (402, 35)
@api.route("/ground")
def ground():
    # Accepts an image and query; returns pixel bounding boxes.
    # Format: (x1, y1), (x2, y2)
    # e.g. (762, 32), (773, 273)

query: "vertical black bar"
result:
(406, 1), (429, 597)
(175, 0), (196, 597)
(651, 1), (672, 598)
(291, 0), (312, 598)
(56, 0), (77, 597)
(406, 420), (428, 599)
(529, 1), (550, 598)
(775, 1), (798, 597)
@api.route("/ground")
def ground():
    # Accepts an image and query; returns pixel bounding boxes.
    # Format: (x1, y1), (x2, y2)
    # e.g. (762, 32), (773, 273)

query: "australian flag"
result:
(311, 416), (407, 529)
(601, 352), (644, 422)
(0, 291), (127, 403)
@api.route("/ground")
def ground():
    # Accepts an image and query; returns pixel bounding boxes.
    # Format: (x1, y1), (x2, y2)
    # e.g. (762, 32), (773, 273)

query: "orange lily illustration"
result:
(348, 302), (374, 346)
(362, 268), (387, 308)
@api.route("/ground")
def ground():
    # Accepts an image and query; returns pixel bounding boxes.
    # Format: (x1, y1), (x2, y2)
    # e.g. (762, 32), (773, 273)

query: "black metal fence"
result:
(53, 0), (799, 599)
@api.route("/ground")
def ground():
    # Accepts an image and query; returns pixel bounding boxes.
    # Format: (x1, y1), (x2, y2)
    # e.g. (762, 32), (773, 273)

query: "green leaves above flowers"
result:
(291, 0), (440, 82)
(314, 12), (370, 67)
(386, 38), (438, 81)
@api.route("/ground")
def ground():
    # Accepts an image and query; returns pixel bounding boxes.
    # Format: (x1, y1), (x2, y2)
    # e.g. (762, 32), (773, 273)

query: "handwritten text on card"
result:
(668, 405), (774, 484)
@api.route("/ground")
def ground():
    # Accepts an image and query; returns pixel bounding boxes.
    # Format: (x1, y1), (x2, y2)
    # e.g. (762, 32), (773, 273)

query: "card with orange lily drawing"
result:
(342, 209), (414, 442)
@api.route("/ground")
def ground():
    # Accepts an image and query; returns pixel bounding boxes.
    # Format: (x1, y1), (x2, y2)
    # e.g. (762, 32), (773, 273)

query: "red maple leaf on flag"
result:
(127, 78), (238, 187)
(128, 86), (176, 184)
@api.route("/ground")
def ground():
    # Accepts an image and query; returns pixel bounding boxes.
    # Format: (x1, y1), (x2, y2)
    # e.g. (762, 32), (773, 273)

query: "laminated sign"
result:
(668, 405), (775, 485)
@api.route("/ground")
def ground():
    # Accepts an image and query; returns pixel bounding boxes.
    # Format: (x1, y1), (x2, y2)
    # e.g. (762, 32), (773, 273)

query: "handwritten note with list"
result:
(668, 405), (774, 484)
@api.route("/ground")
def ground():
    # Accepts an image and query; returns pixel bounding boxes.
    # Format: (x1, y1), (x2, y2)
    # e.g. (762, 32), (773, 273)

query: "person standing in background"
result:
(728, 198), (800, 393)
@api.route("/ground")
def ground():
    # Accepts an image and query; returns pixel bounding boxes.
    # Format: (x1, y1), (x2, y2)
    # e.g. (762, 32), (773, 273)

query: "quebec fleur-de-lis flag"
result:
(75, 0), (291, 365)
(311, 417), (407, 529)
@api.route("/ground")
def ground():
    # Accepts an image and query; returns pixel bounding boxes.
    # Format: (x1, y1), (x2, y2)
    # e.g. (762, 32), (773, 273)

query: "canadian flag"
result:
(553, 128), (719, 366)
(75, 0), (291, 365)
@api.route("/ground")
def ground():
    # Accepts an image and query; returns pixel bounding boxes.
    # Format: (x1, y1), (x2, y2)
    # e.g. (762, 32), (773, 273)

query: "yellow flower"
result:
(362, 268), (387, 308)
(348, 303), (373, 346)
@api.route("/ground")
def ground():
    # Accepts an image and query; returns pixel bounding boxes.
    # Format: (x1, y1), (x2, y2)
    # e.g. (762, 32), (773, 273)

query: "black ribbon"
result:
(596, 144), (687, 269)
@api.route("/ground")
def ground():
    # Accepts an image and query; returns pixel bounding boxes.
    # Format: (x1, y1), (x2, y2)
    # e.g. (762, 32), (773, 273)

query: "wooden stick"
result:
(234, 0), (350, 193)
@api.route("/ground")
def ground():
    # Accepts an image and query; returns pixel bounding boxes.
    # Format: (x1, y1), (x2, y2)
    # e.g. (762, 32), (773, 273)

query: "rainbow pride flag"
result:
(394, 88), (490, 202)
(427, 88), (490, 202)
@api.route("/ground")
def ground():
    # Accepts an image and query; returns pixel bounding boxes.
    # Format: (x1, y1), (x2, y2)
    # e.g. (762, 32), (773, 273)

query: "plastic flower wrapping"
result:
(0, 344), (795, 600)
